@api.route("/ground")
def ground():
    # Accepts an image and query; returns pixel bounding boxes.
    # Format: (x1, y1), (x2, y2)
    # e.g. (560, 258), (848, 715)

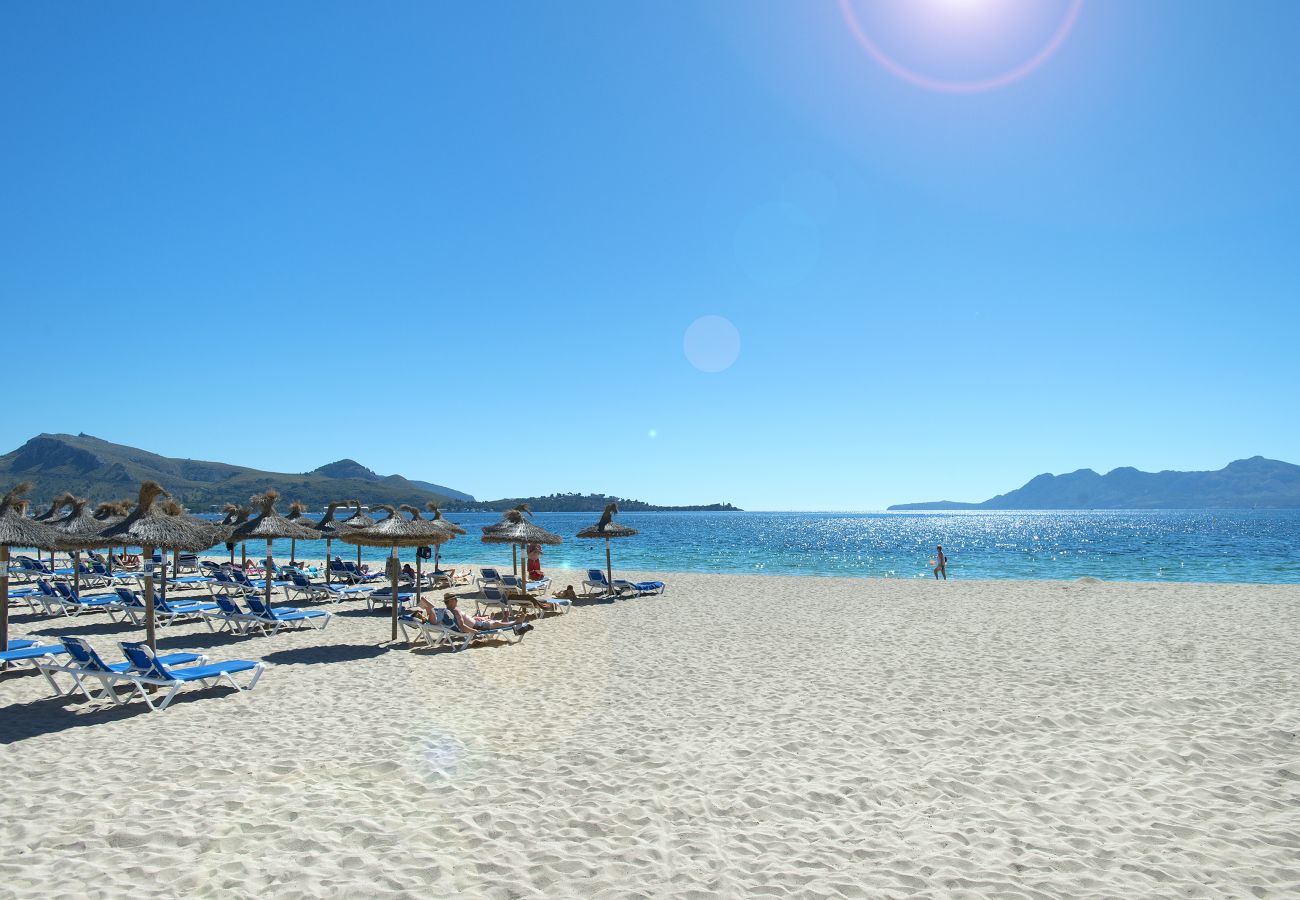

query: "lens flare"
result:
(839, 0), (1084, 93)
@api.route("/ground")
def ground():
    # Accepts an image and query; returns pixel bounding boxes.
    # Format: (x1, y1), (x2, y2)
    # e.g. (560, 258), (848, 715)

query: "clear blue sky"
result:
(2, 1), (1297, 510)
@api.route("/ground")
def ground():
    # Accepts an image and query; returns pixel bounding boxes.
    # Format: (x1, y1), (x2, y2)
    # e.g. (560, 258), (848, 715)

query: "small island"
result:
(442, 492), (741, 513)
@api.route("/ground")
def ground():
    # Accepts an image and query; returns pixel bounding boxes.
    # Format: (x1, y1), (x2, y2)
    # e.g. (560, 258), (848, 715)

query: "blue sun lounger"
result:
(1, 640), (69, 672)
(615, 579), (666, 596)
(202, 595), (266, 635)
(118, 641), (265, 712)
(584, 569), (665, 597)
(399, 607), (527, 652)
(244, 596), (332, 632)
(113, 588), (218, 626)
(52, 582), (129, 617)
(36, 637), (208, 703)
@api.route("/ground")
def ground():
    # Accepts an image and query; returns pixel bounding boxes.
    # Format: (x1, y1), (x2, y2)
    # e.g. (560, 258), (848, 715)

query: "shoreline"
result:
(203, 555), (1300, 589)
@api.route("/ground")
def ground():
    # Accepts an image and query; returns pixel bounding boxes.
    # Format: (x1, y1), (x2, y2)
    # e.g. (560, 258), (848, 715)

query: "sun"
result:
(839, 0), (1084, 93)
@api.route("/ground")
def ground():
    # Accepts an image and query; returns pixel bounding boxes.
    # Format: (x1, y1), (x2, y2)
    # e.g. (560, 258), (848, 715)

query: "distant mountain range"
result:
(442, 493), (741, 513)
(889, 457), (1300, 510)
(0, 435), (737, 514)
(0, 434), (474, 509)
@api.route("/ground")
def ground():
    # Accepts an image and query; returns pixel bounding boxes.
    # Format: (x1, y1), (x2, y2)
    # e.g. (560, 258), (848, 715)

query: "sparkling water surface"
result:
(208, 510), (1300, 584)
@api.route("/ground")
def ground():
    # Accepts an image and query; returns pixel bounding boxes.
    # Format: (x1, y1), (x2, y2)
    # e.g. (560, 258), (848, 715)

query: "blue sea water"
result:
(214, 509), (1300, 584)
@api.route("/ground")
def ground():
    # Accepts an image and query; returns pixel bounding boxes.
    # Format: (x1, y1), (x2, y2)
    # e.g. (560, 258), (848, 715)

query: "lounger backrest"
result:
(245, 597), (271, 616)
(500, 575), (520, 587)
(481, 568), (500, 581)
(482, 586), (504, 600)
(436, 608), (459, 630)
(54, 581), (73, 598)
(61, 637), (113, 673)
(215, 594), (243, 616)
(39, 580), (59, 596)
(115, 587), (142, 607)
(119, 642), (173, 680)
(292, 573), (312, 587)
(588, 569), (607, 583)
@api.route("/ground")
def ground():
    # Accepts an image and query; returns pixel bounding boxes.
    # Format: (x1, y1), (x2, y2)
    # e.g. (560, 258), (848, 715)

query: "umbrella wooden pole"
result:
(512, 544), (518, 579)
(357, 544), (362, 571)
(325, 538), (332, 586)
(389, 546), (399, 642)
(241, 543), (247, 571)
(290, 538), (296, 566)
(143, 544), (157, 652)
(73, 551), (81, 599)
(265, 539), (273, 609)
(415, 553), (422, 606)
(606, 538), (614, 600)
(1, 545), (10, 652)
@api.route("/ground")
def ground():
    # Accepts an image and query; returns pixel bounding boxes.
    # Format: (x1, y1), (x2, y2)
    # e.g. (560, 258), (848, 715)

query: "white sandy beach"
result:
(3, 570), (1298, 899)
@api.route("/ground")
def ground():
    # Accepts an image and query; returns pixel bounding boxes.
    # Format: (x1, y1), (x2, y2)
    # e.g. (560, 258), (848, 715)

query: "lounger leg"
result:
(37, 665), (70, 697)
(154, 682), (183, 711)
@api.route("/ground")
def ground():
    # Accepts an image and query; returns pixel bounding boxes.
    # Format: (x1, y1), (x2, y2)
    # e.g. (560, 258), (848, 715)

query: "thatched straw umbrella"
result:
(31, 491), (74, 573)
(339, 505), (440, 642)
(337, 499), (376, 571)
(89, 500), (132, 574)
(1, 483), (64, 652)
(49, 497), (109, 600)
(577, 502), (639, 599)
(217, 504), (250, 568)
(157, 498), (221, 599)
(220, 504), (254, 569)
(224, 491), (320, 614)
(310, 500), (349, 586)
(95, 481), (220, 651)
(285, 501), (310, 567)
(400, 505), (454, 606)
(481, 504), (562, 585)
(426, 502), (466, 576)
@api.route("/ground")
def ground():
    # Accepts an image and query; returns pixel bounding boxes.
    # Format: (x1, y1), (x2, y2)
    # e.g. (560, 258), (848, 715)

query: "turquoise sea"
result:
(214, 509), (1300, 584)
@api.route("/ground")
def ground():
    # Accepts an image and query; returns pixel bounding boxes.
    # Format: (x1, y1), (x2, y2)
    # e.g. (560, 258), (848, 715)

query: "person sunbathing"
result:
(421, 594), (530, 636)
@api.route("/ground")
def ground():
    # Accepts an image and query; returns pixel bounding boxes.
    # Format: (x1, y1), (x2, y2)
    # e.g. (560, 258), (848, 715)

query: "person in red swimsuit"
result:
(526, 543), (544, 582)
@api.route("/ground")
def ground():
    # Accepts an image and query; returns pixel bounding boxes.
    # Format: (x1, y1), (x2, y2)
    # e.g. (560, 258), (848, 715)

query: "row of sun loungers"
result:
(3, 637), (263, 712)
(6, 562), (670, 718)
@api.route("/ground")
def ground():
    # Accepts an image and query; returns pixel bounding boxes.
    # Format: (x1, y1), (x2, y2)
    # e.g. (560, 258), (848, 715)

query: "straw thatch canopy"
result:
(33, 491), (76, 522)
(49, 497), (117, 551)
(339, 505), (443, 548)
(481, 504), (562, 547)
(400, 505), (455, 544)
(305, 500), (346, 538)
(0, 482), (63, 550)
(216, 504), (251, 543)
(94, 499), (134, 522)
(286, 500), (310, 523)
(576, 502), (639, 540)
(160, 498), (219, 536)
(426, 502), (467, 536)
(336, 499), (375, 531)
(224, 490), (321, 543)
(96, 482), (220, 552)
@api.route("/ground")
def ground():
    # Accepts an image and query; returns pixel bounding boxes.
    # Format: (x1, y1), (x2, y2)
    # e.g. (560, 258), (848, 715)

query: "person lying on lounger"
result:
(420, 594), (529, 637)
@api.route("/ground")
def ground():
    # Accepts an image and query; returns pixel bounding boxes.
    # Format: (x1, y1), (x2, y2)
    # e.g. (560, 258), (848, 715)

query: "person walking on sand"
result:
(933, 545), (947, 580)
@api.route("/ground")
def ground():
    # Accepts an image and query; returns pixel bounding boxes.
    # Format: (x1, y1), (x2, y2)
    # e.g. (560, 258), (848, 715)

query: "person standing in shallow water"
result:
(933, 545), (947, 580)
